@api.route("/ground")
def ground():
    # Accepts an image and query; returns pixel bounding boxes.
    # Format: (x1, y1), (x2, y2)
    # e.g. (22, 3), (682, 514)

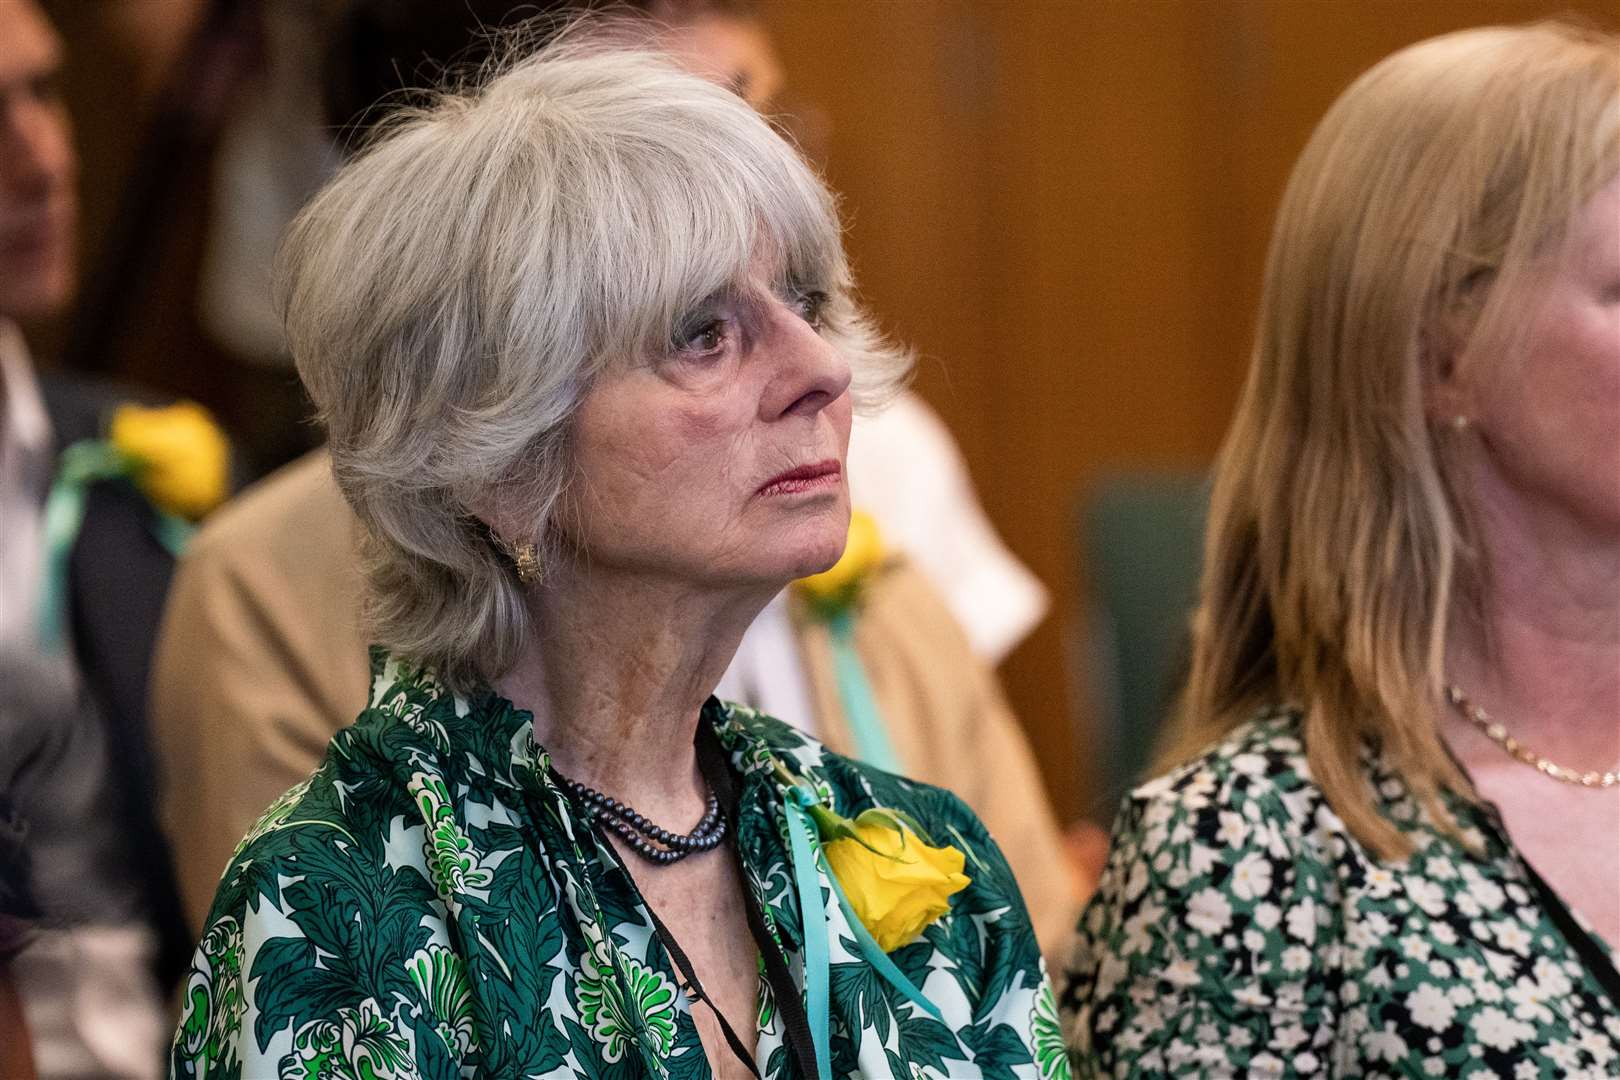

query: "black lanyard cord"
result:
(642, 898), (763, 1078)
(696, 721), (823, 1080)
(527, 719), (822, 1079)
(583, 798), (764, 1078)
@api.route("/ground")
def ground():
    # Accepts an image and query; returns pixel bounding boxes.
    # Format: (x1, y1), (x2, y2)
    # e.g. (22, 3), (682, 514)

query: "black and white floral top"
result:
(1061, 711), (1620, 1079)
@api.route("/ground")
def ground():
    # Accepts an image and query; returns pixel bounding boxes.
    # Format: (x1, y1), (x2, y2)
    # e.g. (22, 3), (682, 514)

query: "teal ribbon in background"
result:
(782, 782), (944, 1079)
(825, 607), (902, 774)
(35, 440), (193, 653)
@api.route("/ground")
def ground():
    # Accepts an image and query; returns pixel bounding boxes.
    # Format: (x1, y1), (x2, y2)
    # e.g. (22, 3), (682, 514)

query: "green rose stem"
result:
(769, 760), (934, 853)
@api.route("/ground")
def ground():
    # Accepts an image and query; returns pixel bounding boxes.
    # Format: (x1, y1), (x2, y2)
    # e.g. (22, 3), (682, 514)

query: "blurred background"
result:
(32, 0), (1620, 836)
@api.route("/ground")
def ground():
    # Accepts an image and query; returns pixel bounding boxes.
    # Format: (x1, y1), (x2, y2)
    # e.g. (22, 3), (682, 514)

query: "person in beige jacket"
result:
(152, 449), (1084, 966)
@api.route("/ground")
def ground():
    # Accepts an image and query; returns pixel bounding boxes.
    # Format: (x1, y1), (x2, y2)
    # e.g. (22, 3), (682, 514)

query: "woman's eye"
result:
(29, 71), (63, 106)
(792, 290), (829, 331)
(672, 316), (728, 357)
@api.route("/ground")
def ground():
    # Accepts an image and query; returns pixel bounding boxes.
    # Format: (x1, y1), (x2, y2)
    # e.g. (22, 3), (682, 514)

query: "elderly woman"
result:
(169, 42), (1063, 1080)
(1062, 22), (1619, 1077)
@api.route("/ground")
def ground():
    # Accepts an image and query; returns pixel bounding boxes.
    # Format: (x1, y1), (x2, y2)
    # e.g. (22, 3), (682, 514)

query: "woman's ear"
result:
(468, 498), (525, 553)
(1420, 296), (1482, 426)
(460, 476), (521, 544)
(1422, 335), (1467, 423)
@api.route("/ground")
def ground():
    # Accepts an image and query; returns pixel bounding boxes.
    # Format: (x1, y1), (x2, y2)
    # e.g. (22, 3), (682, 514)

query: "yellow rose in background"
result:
(823, 818), (971, 952)
(794, 509), (883, 610)
(109, 401), (229, 520)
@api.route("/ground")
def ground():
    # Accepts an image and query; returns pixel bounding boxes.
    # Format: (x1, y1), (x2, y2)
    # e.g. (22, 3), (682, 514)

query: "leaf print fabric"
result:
(1030, 983), (1067, 1080)
(409, 771), (498, 898)
(281, 999), (415, 1080)
(170, 651), (1064, 1079)
(1061, 711), (1620, 1078)
(175, 917), (245, 1073)
(405, 945), (477, 1057)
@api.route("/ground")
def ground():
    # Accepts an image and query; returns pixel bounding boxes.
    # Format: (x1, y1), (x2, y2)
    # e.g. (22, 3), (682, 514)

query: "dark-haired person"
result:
(2, 2), (205, 1074)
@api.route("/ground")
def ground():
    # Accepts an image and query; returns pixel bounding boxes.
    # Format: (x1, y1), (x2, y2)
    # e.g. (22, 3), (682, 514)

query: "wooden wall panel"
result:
(757, 0), (1619, 825)
(758, 2), (1001, 466)
(49, 0), (1619, 826)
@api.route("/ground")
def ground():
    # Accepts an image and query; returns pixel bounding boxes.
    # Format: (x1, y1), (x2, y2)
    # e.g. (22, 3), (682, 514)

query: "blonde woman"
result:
(1062, 23), (1619, 1076)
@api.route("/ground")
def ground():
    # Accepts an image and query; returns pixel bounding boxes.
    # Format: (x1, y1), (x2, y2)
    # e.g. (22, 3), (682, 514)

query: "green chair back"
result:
(1077, 472), (1208, 821)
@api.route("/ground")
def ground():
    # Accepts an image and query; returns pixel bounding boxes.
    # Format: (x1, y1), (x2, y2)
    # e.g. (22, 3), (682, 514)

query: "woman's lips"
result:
(0, 214), (69, 263)
(756, 459), (842, 497)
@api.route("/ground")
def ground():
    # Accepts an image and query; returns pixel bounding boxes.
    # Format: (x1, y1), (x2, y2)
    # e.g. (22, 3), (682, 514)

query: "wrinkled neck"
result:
(495, 555), (775, 824)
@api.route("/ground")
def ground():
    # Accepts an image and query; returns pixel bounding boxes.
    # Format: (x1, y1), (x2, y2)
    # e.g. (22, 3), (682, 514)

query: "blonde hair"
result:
(1162, 22), (1620, 858)
(278, 39), (909, 692)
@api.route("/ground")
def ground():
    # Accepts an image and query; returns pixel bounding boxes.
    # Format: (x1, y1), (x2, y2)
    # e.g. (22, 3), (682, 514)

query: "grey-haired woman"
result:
(170, 41), (1065, 1080)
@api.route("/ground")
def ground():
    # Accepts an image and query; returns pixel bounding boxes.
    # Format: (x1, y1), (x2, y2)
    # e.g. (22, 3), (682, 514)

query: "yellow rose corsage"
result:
(771, 758), (966, 1078)
(36, 399), (228, 652)
(822, 814), (972, 953)
(791, 510), (904, 772)
(773, 760), (970, 949)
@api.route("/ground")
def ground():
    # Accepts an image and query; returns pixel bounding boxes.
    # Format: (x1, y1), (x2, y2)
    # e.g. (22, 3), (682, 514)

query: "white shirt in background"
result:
(718, 390), (1049, 730)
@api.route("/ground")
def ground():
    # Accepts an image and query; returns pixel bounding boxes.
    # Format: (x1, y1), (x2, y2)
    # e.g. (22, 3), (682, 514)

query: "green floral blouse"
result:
(170, 653), (1068, 1079)
(1061, 711), (1620, 1078)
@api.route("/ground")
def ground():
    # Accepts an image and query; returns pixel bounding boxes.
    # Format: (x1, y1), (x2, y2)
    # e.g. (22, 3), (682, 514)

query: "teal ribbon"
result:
(826, 871), (941, 1021)
(782, 784), (942, 1079)
(784, 787), (833, 1080)
(35, 440), (194, 653)
(825, 608), (902, 773)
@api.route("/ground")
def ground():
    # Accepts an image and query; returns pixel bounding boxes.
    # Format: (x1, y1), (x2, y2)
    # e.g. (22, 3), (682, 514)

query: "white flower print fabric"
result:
(1061, 712), (1620, 1078)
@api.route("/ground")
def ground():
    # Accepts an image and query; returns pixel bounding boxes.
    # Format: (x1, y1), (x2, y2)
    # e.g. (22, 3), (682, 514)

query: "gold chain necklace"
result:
(1445, 685), (1620, 789)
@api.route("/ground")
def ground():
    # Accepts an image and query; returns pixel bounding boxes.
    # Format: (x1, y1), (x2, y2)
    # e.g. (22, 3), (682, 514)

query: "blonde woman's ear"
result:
(1418, 305), (1481, 427)
(1419, 262), (1500, 418)
(1421, 371), (1477, 430)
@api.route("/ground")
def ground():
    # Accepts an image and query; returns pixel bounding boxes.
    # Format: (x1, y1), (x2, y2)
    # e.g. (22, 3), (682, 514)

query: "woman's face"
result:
(1469, 174), (1620, 534)
(563, 270), (853, 590)
(660, 13), (784, 112)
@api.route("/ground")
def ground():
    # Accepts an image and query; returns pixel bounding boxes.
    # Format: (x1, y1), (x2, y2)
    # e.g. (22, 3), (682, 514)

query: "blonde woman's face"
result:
(562, 269), (853, 590)
(1474, 174), (1620, 533)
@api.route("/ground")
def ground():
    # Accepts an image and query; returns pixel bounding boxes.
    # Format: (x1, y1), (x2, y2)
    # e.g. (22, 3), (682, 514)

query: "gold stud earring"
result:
(1450, 414), (1471, 432)
(512, 543), (541, 585)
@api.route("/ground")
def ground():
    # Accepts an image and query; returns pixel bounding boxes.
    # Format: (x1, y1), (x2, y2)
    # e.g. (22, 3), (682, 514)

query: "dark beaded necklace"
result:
(556, 774), (727, 865)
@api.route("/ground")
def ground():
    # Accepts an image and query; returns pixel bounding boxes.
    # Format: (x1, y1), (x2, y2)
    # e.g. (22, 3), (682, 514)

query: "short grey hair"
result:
(277, 39), (910, 692)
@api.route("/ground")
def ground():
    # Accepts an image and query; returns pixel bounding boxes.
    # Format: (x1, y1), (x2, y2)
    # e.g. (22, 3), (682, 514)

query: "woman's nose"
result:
(1, 96), (73, 203)
(760, 302), (852, 420)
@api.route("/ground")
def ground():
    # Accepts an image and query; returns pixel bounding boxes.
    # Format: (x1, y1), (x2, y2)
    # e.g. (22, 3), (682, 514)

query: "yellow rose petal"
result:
(823, 820), (970, 952)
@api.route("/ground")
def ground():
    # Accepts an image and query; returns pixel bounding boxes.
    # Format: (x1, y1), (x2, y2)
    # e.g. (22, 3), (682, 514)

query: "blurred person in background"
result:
(153, 0), (1082, 968)
(170, 40), (1058, 1077)
(1063, 22), (1620, 1075)
(1, 1), (227, 1075)
(2, 741), (38, 1080)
